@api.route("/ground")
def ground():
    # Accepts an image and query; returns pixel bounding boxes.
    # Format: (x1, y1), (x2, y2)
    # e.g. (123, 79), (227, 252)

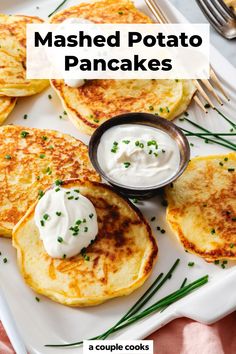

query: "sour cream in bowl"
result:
(89, 113), (190, 198)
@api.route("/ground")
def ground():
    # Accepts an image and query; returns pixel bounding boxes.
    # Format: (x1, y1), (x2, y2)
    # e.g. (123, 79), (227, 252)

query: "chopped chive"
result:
(57, 237), (63, 243)
(68, 196), (74, 200)
(38, 190), (44, 199)
(42, 136), (48, 141)
(159, 107), (163, 112)
(56, 212), (62, 216)
(89, 213), (94, 219)
(20, 131), (29, 138)
(76, 220), (82, 225)
(214, 260), (220, 265)
(150, 216), (156, 222)
(94, 119), (99, 123)
(23, 114), (28, 120)
(43, 214), (49, 220)
(228, 168), (235, 172)
(188, 262), (195, 267)
(63, 254), (66, 259)
(5, 155), (11, 160)
(40, 220), (45, 227)
(35, 297), (40, 302)
(3, 258), (7, 264)
(204, 103), (211, 109)
(161, 229), (166, 234)
(48, 94), (52, 99)
(84, 227), (88, 232)
(55, 179), (63, 186)
(180, 278), (187, 288)
(139, 143), (144, 148)
(39, 154), (45, 159)
(124, 162), (131, 168)
(184, 112), (189, 117)
(162, 149), (166, 153)
(149, 105), (154, 111)
(157, 226), (161, 230)
(74, 189), (80, 193)
(224, 157), (228, 161)
(118, 11), (123, 15)
(219, 162), (224, 166)
(122, 140), (130, 144)
(211, 228), (216, 234)
(55, 188), (60, 192)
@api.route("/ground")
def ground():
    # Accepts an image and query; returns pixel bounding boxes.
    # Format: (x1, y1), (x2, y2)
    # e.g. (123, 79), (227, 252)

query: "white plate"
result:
(0, 0), (236, 353)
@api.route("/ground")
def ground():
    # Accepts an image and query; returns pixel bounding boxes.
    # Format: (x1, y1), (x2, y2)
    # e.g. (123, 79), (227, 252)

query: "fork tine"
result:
(193, 80), (215, 108)
(194, 95), (208, 113)
(145, 0), (168, 23)
(211, 0), (235, 21)
(210, 68), (230, 101)
(200, 79), (223, 105)
(146, 0), (229, 110)
(196, 0), (225, 29)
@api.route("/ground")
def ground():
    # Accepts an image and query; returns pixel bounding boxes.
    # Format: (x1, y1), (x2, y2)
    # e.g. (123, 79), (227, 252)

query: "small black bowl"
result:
(89, 112), (190, 199)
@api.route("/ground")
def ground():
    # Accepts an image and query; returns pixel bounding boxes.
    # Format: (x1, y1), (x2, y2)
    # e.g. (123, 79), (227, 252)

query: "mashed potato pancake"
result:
(13, 179), (158, 306)
(166, 153), (236, 262)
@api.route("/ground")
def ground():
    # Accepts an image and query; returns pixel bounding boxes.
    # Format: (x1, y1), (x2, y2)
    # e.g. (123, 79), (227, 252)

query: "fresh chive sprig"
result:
(183, 118), (236, 149)
(48, 0), (68, 17)
(214, 108), (236, 130)
(45, 261), (208, 348)
(182, 128), (236, 151)
(45, 259), (180, 347)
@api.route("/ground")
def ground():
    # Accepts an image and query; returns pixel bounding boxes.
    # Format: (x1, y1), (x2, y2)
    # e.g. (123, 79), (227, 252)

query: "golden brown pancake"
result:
(50, 0), (196, 135)
(0, 14), (49, 96)
(0, 95), (16, 124)
(13, 179), (158, 306)
(166, 153), (236, 261)
(0, 125), (100, 237)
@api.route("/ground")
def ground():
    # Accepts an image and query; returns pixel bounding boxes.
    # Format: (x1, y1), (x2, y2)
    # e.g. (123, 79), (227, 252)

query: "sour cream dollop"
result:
(97, 124), (180, 188)
(34, 187), (98, 259)
(60, 18), (94, 88)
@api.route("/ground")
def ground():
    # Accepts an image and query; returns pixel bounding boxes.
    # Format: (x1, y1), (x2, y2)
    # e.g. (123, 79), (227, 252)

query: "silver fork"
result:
(196, 0), (236, 39)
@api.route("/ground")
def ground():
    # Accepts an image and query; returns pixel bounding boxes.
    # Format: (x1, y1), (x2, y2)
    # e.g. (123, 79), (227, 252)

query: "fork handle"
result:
(0, 287), (27, 354)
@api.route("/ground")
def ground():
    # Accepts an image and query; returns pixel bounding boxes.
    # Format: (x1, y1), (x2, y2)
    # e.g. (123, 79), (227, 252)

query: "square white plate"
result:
(0, 0), (236, 353)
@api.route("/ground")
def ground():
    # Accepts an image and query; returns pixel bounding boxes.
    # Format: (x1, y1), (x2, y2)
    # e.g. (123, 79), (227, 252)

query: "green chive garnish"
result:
(55, 179), (63, 186)
(57, 237), (63, 243)
(20, 131), (29, 138)
(124, 162), (131, 168)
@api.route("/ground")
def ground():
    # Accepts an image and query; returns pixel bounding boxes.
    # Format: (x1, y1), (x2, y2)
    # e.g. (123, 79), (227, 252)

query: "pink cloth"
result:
(1, 314), (236, 354)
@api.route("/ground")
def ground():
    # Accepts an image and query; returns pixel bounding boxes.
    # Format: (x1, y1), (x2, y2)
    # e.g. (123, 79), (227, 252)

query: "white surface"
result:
(0, 1), (236, 354)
